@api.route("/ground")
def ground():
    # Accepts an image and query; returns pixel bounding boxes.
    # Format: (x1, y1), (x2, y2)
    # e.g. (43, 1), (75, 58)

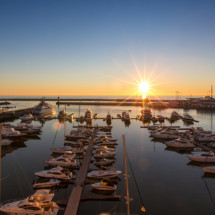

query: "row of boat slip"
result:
(144, 124), (215, 175)
(0, 121), (42, 146)
(33, 127), (95, 189)
(86, 129), (122, 192)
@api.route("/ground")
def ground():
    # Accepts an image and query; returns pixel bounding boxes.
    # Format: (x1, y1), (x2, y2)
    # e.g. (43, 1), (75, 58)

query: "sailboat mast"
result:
(122, 134), (130, 215)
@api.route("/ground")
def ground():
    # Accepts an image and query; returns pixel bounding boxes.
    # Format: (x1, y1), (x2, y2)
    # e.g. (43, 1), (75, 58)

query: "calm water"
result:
(1, 100), (215, 215)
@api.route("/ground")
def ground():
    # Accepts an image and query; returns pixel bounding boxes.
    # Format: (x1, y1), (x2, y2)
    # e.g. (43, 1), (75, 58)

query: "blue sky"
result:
(1, 0), (215, 96)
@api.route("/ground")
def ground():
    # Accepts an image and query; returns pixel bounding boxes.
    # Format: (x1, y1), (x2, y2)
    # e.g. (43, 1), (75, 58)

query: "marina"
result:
(0, 99), (215, 215)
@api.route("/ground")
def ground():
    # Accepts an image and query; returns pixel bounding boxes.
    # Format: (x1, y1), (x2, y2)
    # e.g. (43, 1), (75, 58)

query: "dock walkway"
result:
(64, 129), (97, 215)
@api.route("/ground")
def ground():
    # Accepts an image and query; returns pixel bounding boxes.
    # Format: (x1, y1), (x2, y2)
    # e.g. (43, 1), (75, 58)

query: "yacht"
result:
(91, 178), (117, 191)
(203, 166), (215, 174)
(32, 98), (55, 116)
(188, 151), (215, 162)
(140, 108), (152, 121)
(0, 189), (59, 215)
(122, 111), (130, 123)
(85, 108), (93, 123)
(106, 112), (112, 125)
(183, 113), (194, 122)
(165, 138), (195, 148)
(35, 166), (75, 180)
(1, 139), (13, 146)
(169, 111), (181, 121)
(87, 170), (121, 179)
(20, 113), (34, 121)
(33, 179), (61, 189)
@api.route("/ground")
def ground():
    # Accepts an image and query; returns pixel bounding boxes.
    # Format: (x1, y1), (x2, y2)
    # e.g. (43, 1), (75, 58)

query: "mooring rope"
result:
(127, 154), (147, 214)
(51, 122), (60, 147)
(202, 176), (215, 209)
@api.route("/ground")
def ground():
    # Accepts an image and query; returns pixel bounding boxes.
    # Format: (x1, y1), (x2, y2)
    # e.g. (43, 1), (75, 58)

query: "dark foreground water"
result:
(1, 101), (215, 215)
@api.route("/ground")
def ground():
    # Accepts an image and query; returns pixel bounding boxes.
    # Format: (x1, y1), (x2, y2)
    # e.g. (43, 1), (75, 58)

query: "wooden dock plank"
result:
(64, 129), (97, 215)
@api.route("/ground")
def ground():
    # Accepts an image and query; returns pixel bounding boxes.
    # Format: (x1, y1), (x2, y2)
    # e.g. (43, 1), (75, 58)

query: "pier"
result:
(64, 129), (97, 215)
(0, 108), (33, 121)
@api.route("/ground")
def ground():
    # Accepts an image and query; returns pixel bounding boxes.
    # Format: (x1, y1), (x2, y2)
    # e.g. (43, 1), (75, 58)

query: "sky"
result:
(0, 0), (215, 97)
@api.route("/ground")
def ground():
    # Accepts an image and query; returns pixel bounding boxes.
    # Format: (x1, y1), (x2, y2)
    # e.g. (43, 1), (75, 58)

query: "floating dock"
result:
(0, 108), (33, 121)
(64, 129), (97, 215)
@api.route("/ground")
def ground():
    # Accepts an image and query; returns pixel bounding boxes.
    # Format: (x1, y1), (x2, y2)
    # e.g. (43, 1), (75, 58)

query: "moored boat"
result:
(91, 178), (116, 191)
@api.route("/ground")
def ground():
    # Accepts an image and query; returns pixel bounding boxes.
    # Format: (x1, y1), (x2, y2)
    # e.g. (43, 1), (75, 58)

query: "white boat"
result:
(151, 130), (179, 140)
(170, 111), (181, 120)
(1, 139), (13, 146)
(94, 158), (114, 166)
(188, 152), (215, 162)
(165, 138), (195, 148)
(94, 151), (116, 159)
(20, 113), (34, 121)
(122, 112), (130, 123)
(15, 123), (42, 131)
(58, 109), (67, 118)
(51, 146), (76, 154)
(203, 166), (215, 174)
(194, 133), (215, 142)
(106, 112), (112, 125)
(0, 189), (59, 215)
(140, 108), (152, 121)
(35, 166), (74, 180)
(91, 179), (117, 191)
(85, 108), (93, 123)
(33, 179), (61, 189)
(32, 98), (55, 116)
(95, 147), (115, 153)
(87, 170), (121, 179)
(2, 127), (26, 139)
(46, 155), (79, 167)
(97, 141), (118, 146)
(183, 113), (194, 122)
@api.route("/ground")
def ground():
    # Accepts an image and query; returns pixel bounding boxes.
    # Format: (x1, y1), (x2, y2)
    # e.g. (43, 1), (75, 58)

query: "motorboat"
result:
(85, 108), (93, 123)
(94, 158), (114, 166)
(20, 113), (34, 121)
(194, 133), (215, 142)
(203, 166), (215, 174)
(2, 127), (26, 139)
(156, 115), (165, 123)
(188, 151), (215, 162)
(169, 111), (181, 121)
(165, 138), (195, 148)
(0, 189), (59, 215)
(33, 179), (61, 189)
(91, 178), (117, 191)
(93, 113), (98, 119)
(15, 123), (42, 132)
(46, 155), (79, 167)
(51, 146), (76, 154)
(97, 141), (118, 146)
(87, 170), (121, 179)
(140, 108), (152, 121)
(94, 151), (116, 159)
(182, 113), (194, 122)
(1, 139), (13, 146)
(32, 98), (55, 116)
(106, 112), (112, 125)
(58, 109), (67, 118)
(35, 166), (75, 180)
(122, 112), (130, 123)
(151, 130), (179, 140)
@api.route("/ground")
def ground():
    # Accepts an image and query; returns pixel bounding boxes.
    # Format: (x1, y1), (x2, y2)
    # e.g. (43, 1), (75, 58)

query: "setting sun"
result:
(139, 81), (150, 94)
